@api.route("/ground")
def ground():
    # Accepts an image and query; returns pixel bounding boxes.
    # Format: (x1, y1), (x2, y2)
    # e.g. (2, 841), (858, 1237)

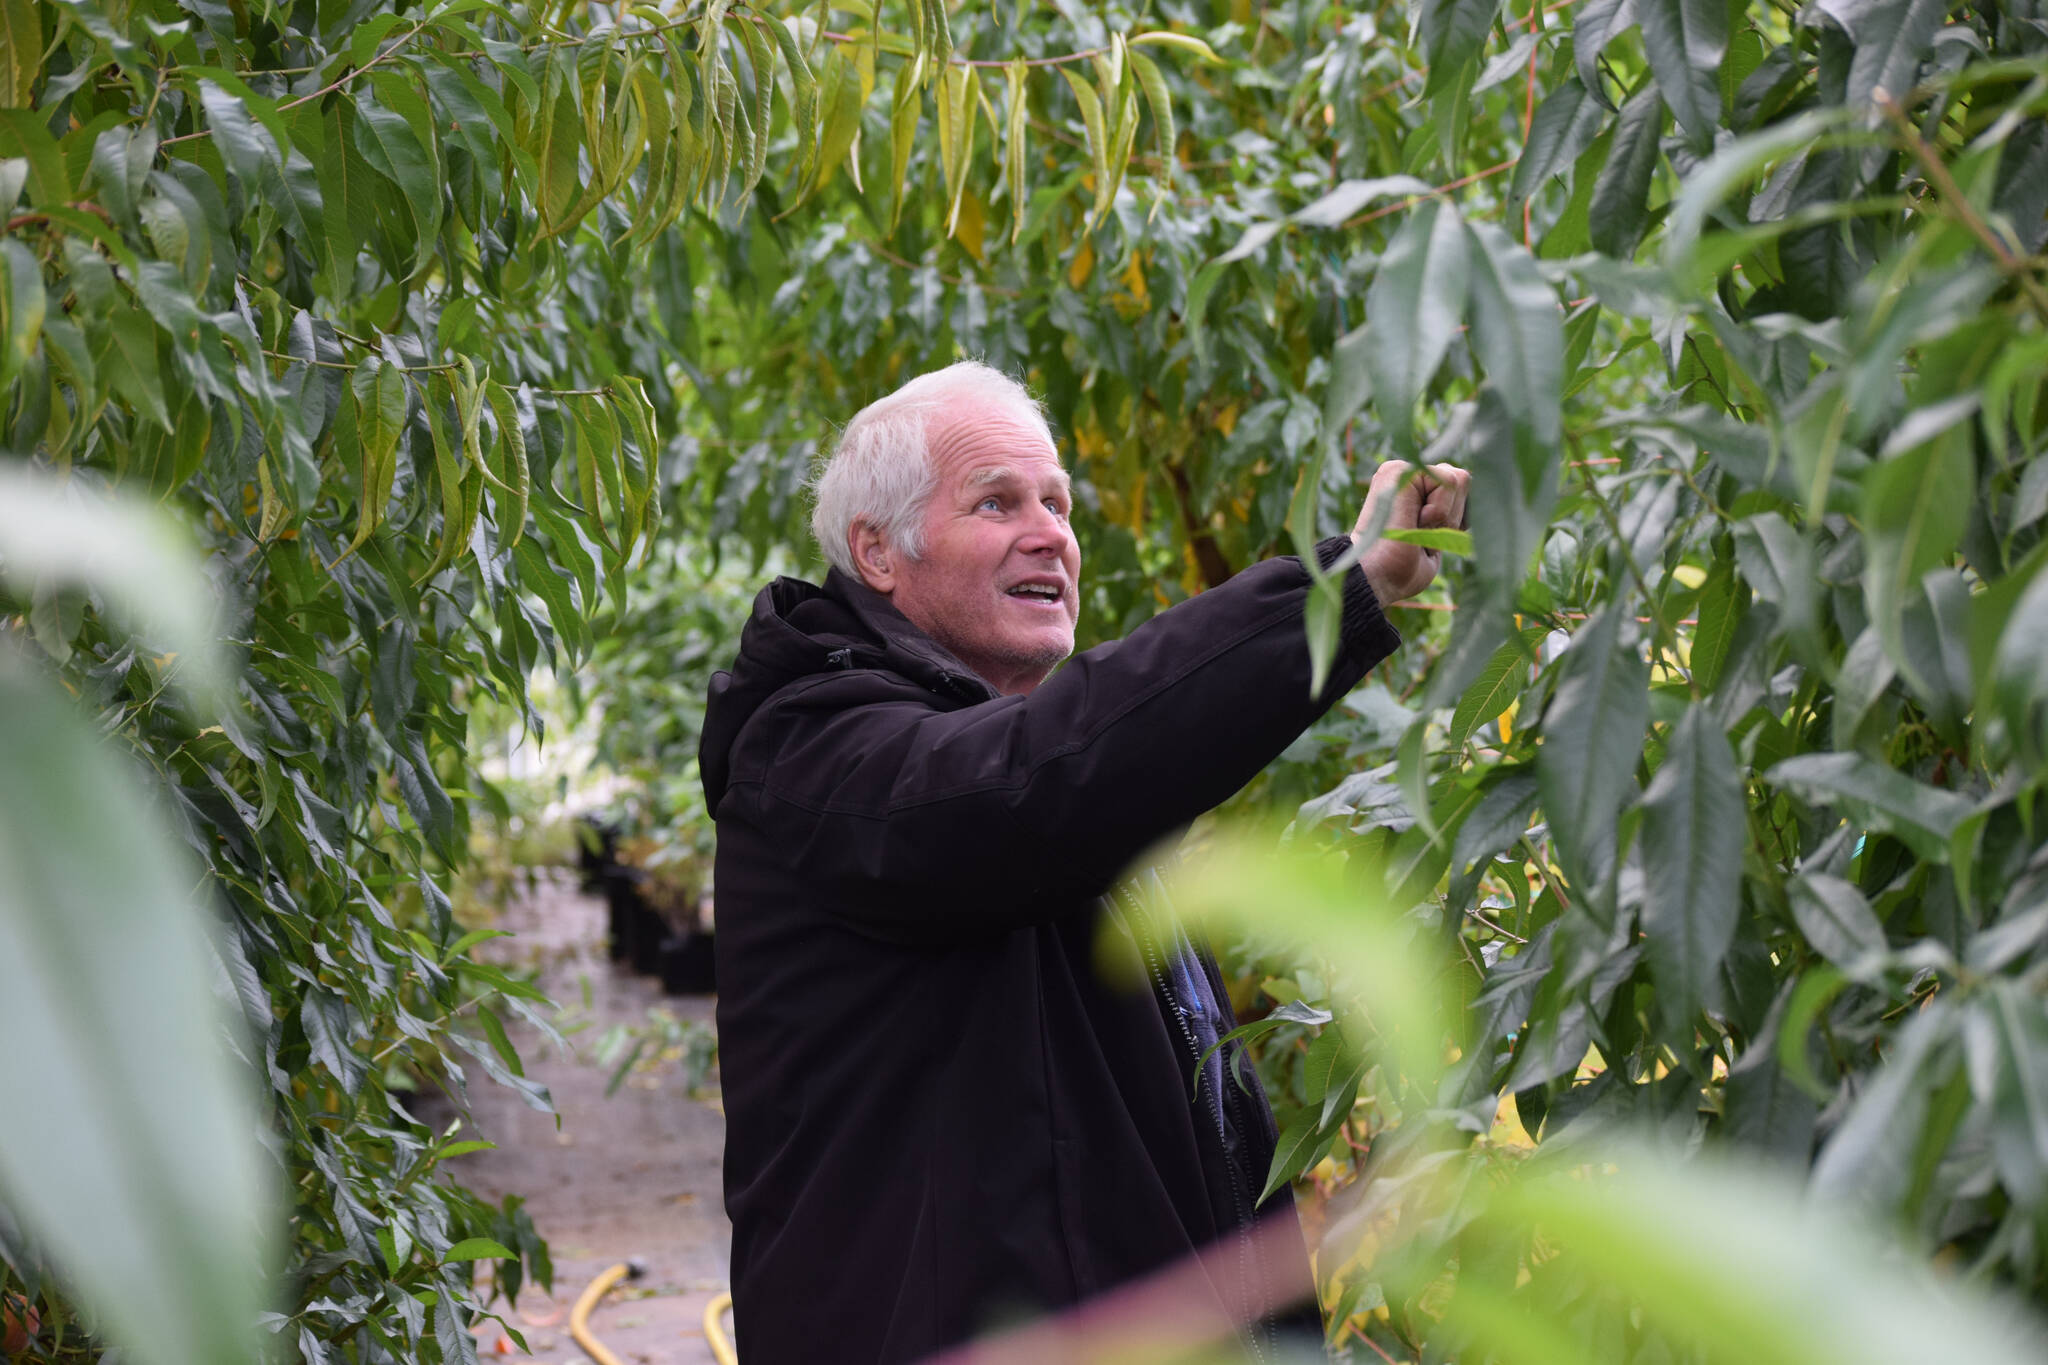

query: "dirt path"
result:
(440, 870), (731, 1364)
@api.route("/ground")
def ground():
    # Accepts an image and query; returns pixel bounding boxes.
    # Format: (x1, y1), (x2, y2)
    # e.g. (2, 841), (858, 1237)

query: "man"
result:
(700, 362), (1467, 1362)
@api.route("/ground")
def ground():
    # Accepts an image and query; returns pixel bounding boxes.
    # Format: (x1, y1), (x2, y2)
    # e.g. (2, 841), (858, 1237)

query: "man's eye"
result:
(978, 496), (1002, 512)
(1045, 499), (1066, 517)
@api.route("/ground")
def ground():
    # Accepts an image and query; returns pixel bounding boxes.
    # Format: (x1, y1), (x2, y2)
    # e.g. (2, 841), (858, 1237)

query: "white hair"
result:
(810, 361), (1051, 577)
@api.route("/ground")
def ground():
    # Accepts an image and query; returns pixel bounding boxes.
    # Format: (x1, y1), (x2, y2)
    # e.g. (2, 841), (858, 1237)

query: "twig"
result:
(162, 19), (431, 146)
(266, 349), (456, 373)
(1877, 89), (2048, 322)
(863, 239), (1024, 297)
(1341, 160), (1518, 229)
(816, 26), (1110, 69)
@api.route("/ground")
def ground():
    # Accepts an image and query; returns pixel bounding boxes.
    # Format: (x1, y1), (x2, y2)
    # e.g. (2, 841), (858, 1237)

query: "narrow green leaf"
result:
(351, 90), (441, 277)
(1639, 704), (1744, 1030)
(1765, 752), (1975, 861)
(1365, 197), (1470, 454)
(1061, 66), (1112, 231)
(1788, 873), (1889, 976)
(1842, 0), (1947, 111)
(1509, 79), (1608, 206)
(888, 56), (921, 232)
(1589, 85), (1665, 259)
(1574, 0), (1639, 108)
(1450, 628), (1543, 748)
(1537, 602), (1650, 901)
(1004, 58), (1029, 241)
(483, 380), (530, 546)
(1419, 0), (1503, 97)
(0, 0), (40, 108)
(1128, 49), (1173, 213)
(1638, 0), (1728, 150)
(441, 1238), (516, 1264)
(1464, 221), (1564, 447)
(0, 672), (271, 1365)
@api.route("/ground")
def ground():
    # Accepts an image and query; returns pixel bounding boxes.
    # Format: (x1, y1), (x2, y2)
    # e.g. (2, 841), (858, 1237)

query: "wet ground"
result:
(437, 870), (731, 1364)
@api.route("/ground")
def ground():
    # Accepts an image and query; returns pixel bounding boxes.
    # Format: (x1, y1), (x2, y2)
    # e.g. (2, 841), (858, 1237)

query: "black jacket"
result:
(699, 539), (1400, 1363)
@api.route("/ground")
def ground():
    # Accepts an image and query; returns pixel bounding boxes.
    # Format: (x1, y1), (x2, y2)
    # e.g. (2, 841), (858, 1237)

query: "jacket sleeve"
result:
(719, 537), (1400, 938)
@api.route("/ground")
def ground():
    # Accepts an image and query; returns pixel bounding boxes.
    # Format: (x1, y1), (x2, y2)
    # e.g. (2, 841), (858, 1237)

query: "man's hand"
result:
(1351, 460), (1470, 606)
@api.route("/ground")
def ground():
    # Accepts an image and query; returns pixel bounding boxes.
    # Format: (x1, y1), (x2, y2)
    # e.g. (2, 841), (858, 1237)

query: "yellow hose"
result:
(571, 1261), (735, 1365)
(704, 1291), (737, 1365)
(568, 1262), (633, 1365)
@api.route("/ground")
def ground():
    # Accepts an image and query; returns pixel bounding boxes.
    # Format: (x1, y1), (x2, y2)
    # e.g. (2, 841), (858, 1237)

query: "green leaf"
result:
(0, 0), (40, 108)
(352, 89), (442, 276)
(1832, 626), (1897, 749)
(1787, 873), (1888, 977)
(339, 359), (405, 564)
(1293, 175), (1434, 228)
(1463, 221), (1564, 448)
(1538, 602), (1650, 902)
(1061, 66), (1112, 231)
(1324, 321), (1373, 436)
(1509, 80), (1608, 206)
(0, 669), (271, 1365)
(1419, 0), (1503, 98)
(1765, 753), (1975, 861)
(483, 380), (531, 547)
(1986, 984), (2048, 1207)
(1862, 429), (1971, 698)
(476, 1004), (524, 1079)
(1573, 0), (1639, 108)
(0, 235), (44, 391)
(1382, 527), (1473, 555)
(0, 106), (71, 203)
(1637, 0), (1728, 150)
(1451, 628), (1544, 749)
(440, 1238), (517, 1264)
(1639, 704), (1744, 1030)
(887, 56), (920, 232)
(1811, 1002), (1955, 1218)
(1991, 568), (2048, 765)
(1004, 57), (1030, 240)
(1127, 49), (1173, 210)
(1690, 555), (1746, 691)
(1589, 85), (1665, 259)
(1366, 197), (1470, 454)
(1259, 1107), (1328, 1205)
(1465, 387), (1558, 614)
(1842, 0), (1947, 112)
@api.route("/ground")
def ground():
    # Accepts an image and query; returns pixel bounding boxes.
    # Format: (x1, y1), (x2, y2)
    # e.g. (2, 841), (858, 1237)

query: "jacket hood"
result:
(699, 568), (996, 816)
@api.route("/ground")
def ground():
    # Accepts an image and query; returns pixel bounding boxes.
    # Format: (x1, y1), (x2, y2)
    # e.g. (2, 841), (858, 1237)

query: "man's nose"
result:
(1017, 504), (1072, 554)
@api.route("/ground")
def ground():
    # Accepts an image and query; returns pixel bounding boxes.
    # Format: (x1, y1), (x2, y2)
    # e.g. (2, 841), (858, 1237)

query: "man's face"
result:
(879, 402), (1080, 695)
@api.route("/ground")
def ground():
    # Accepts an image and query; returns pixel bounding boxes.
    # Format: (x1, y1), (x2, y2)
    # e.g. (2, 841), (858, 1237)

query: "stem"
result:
(162, 19), (431, 146)
(1878, 91), (2048, 323)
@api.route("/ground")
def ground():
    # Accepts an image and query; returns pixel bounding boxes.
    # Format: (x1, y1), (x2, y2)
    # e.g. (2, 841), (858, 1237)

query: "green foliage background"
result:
(3, 0), (2048, 1360)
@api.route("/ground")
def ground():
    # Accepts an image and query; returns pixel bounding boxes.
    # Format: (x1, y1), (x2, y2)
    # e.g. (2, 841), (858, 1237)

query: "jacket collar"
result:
(820, 568), (1000, 704)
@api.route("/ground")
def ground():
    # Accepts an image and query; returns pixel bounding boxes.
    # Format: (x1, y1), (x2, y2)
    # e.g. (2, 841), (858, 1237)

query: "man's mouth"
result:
(1005, 582), (1067, 606)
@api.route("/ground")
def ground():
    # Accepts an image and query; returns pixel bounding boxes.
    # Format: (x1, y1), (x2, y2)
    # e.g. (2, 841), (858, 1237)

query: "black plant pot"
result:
(577, 816), (620, 893)
(656, 931), (717, 996)
(600, 865), (652, 966)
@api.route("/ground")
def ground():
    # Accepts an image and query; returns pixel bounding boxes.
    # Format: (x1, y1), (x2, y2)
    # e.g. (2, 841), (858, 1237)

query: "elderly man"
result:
(700, 362), (1466, 1362)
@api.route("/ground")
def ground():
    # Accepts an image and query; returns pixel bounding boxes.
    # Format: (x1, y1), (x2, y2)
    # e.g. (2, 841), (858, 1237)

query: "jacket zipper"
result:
(1113, 881), (1272, 1363)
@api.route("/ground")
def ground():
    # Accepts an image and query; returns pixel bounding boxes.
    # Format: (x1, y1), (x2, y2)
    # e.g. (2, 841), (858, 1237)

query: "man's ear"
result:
(849, 520), (896, 594)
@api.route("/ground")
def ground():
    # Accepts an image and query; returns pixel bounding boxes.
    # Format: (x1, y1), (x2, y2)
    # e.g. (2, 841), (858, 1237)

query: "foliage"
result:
(569, 542), (766, 903)
(1150, 835), (2048, 1365)
(587, 0), (2048, 1354)
(0, 470), (269, 1365)
(1, 0), (1210, 1356)
(7, 0), (2048, 1359)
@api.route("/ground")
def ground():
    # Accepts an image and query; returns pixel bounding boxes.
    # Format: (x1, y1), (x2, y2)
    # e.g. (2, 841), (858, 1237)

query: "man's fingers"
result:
(1423, 462), (1469, 533)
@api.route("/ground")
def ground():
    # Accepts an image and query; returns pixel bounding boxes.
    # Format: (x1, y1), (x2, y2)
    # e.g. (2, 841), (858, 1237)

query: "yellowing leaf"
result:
(1067, 237), (1095, 288)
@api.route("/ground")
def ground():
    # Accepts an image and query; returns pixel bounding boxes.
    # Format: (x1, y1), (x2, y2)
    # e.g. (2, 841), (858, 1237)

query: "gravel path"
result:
(438, 870), (731, 1364)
